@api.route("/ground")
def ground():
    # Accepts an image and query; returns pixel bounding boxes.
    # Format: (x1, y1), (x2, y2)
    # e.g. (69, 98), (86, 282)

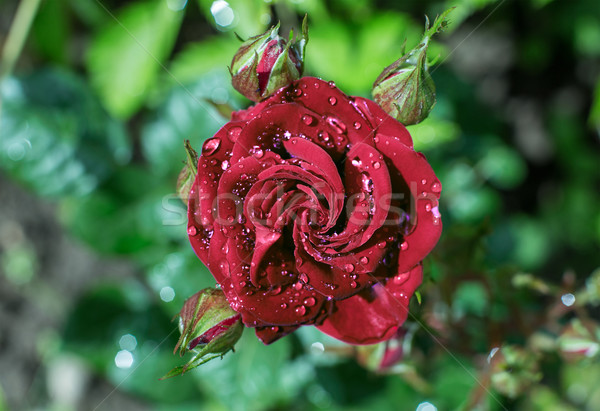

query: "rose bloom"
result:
(187, 77), (442, 345)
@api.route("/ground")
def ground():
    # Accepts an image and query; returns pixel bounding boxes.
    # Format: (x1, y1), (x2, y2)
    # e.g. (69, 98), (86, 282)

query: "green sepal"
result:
(176, 140), (198, 205)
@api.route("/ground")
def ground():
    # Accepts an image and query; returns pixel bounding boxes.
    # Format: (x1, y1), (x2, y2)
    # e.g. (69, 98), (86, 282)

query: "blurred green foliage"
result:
(1, 0), (599, 410)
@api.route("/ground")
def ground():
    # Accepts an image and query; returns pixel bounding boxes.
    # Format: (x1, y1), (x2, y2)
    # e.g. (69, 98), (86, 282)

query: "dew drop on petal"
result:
(373, 161), (381, 169)
(351, 158), (361, 167)
(353, 122), (361, 130)
(187, 226), (197, 236)
(350, 281), (358, 288)
(299, 273), (309, 283)
(302, 114), (316, 126)
(295, 305), (307, 316)
(425, 203), (432, 212)
(250, 145), (264, 158)
(227, 127), (242, 142)
(202, 137), (221, 156)
(303, 297), (316, 307)
(377, 241), (386, 249)
(360, 256), (369, 264)
(326, 116), (347, 134)
(294, 282), (303, 291)
(432, 182), (442, 193)
(400, 241), (409, 251)
(221, 159), (230, 170)
(327, 81), (336, 88)
(344, 263), (355, 273)
(280, 302), (288, 309)
(328, 96), (337, 106)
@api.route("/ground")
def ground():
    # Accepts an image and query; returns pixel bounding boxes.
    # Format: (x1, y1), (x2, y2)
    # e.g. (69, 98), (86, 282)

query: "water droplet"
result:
(294, 282), (303, 291)
(221, 160), (230, 170)
(432, 182), (442, 193)
(327, 81), (336, 88)
(373, 161), (381, 169)
(280, 302), (288, 309)
(187, 226), (197, 236)
(351, 158), (361, 167)
(344, 263), (354, 273)
(377, 241), (386, 249)
(250, 145), (264, 158)
(270, 285), (282, 295)
(227, 126), (242, 142)
(299, 273), (309, 283)
(353, 121), (362, 130)
(421, 179), (427, 185)
(226, 215), (235, 223)
(202, 137), (221, 156)
(318, 130), (331, 142)
(304, 297), (316, 307)
(326, 116), (347, 134)
(425, 203), (432, 212)
(360, 256), (369, 264)
(350, 281), (358, 288)
(302, 114), (316, 126)
(295, 305), (307, 316)
(561, 293), (576, 306)
(328, 96), (337, 106)
(294, 87), (303, 97)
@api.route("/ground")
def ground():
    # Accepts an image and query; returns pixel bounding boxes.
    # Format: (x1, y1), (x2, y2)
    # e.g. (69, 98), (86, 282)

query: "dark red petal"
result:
(352, 97), (413, 148)
(288, 78), (376, 148)
(316, 264), (423, 345)
(215, 152), (281, 238)
(188, 124), (239, 263)
(255, 324), (299, 345)
(375, 136), (442, 272)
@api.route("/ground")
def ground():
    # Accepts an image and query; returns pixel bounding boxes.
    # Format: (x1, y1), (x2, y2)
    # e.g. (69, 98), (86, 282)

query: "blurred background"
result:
(1, 0), (599, 410)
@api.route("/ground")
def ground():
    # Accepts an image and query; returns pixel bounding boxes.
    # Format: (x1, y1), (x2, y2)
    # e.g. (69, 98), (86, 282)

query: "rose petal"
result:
(352, 97), (413, 148)
(375, 135), (442, 272)
(255, 325), (299, 344)
(317, 264), (423, 345)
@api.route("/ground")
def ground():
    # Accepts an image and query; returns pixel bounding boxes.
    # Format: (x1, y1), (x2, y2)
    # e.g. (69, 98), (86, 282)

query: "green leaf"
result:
(61, 283), (203, 404)
(0, 69), (130, 197)
(32, 0), (70, 64)
(86, 0), (183, 118)
(306, 13), (421, 94)
(141, 71), (232, 176)
(193, 331), (311, 409)
(168, 37), (239, 85)
(59, 174), (187, 255)
(196, 0), (269, 37)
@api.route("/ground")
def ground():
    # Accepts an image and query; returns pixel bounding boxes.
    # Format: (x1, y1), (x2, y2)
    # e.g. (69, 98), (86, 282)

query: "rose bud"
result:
(161, 288), (243, 379)
(372, 9), (452, 125)
(230, 16), (308, 102)
(176, 140), (198, 205)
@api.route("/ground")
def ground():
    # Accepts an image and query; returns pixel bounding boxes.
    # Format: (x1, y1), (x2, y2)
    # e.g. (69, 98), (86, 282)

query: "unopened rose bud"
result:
(176, 140), (198, 205)
(372, 9), (452, 125)
(162, 288), (243, 379)
(230, 16), (308, 102)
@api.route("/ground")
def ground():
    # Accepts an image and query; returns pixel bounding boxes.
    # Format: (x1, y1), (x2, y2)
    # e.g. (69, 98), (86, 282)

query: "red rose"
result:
(187, 77), (442, 345)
